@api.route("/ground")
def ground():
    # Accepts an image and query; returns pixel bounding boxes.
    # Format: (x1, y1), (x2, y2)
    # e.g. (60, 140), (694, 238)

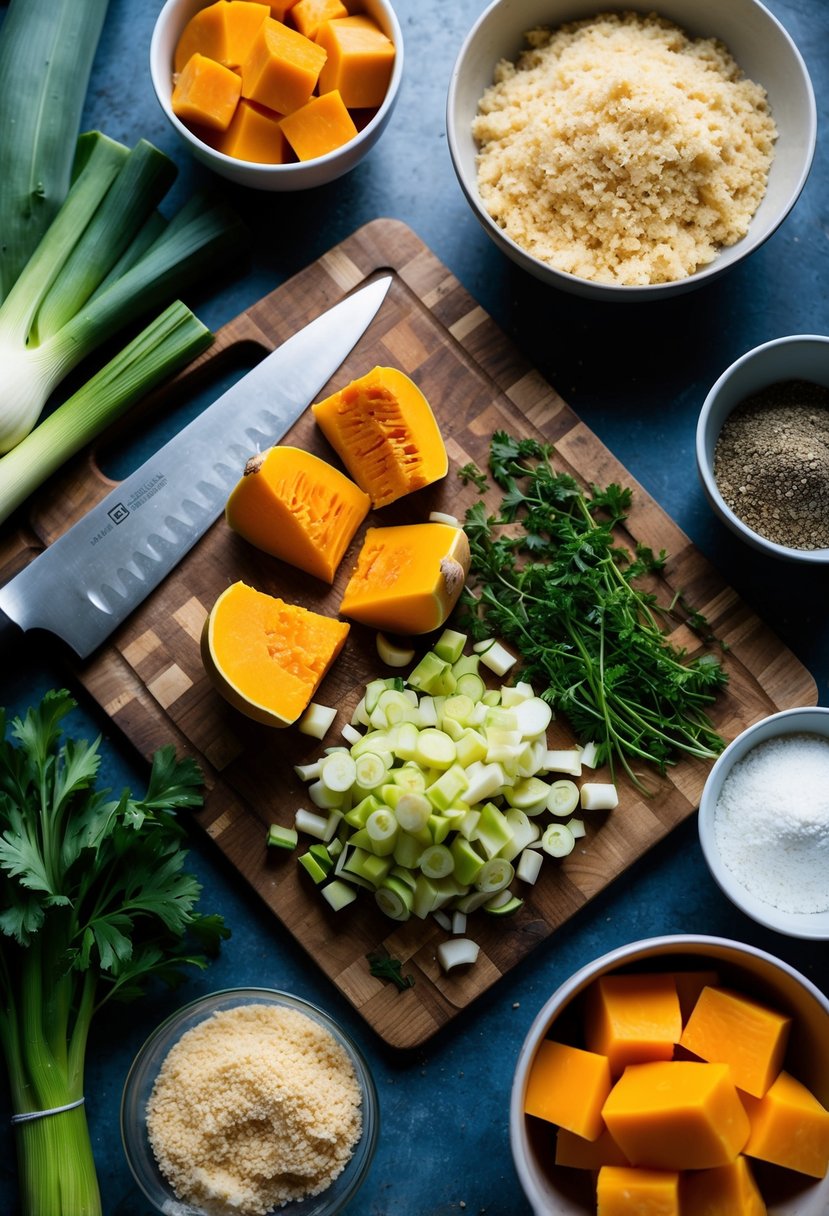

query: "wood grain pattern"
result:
(5, 219), (817, 1049)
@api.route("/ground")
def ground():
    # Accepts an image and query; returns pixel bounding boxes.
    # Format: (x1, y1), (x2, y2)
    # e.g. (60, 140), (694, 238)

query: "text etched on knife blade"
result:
(89, 473), (168, 546)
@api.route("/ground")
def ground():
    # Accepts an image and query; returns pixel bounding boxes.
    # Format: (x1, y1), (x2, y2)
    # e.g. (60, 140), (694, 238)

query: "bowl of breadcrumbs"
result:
(121, 988), (378, 1216)
(447, 0), (816, 299)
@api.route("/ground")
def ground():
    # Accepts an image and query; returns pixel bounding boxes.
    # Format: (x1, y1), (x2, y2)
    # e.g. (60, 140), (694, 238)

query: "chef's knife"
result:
(0, 275), (392, 659)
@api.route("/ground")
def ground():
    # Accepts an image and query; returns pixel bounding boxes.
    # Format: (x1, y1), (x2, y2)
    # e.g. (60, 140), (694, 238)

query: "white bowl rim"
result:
(509, 932), (829, 1211)
(446, 0), (817, 299)
(695, 333), (829, 563)
(150, 0), (404, 175)
(697, 706), (829, 938)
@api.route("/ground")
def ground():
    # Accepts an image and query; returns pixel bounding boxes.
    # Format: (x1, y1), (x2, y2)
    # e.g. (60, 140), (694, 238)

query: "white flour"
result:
(713, 732), (829, 914)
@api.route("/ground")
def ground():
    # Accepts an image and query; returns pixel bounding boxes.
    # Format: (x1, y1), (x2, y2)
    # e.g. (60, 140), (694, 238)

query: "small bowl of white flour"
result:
(698, 706), (829, 939)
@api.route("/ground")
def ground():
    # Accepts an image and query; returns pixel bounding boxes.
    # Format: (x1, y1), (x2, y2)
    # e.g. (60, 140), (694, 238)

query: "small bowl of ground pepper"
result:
(121, 987), (378, 1216)
(696, 334), (829, 562)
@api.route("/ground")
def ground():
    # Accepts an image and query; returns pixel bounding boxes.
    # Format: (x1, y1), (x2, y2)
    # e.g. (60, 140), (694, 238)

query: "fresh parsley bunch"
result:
(459, 433), (728, 792)
(0, 689), (229, 1216)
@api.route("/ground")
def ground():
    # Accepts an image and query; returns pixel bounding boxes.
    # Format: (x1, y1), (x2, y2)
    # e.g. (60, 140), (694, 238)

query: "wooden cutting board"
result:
(2, 219), (817, 1049)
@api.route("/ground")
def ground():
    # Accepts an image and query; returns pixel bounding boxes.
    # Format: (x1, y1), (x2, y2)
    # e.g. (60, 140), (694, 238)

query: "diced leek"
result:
(266, 824), (298, 850)
(579, 740), (601, 768)
(394, 792), (432, 833)
(544, 748), (583, 777)
(298, 702), (337, 739)
(580, 782), (619, 811)
(425, 763), (469, 811)
(294, 760), (322, 782)
(516, 848), (544, 884)
(541, 822), (576, 858)
(375, 877), (413, 921)
(503, 776), (550, 811)
(512, 696), (553, 737)
(473, 639), (517, 676)
(547, 779), (580, 817)
(419, 844), (454, 880)
(449, 836), (485, 885)
(474, 857), (514, 893)
(322, 879), (358, 911)
(428, 510), (460, 527)
(436, 938), (480, 972)
(365, 808), (398, 855)
(413, 728), (456, 770)
(433, 628), (467, 663)
(341, 723), (363, 746)
(451, 910), (467, 935)
(298, 851), (328, 884)
(568, 817), (587, 839)
(433, 909), (453, 931)
(483, 891), (524, 916)
(376, 631), (416, 668)
(354, 751), (388, 790)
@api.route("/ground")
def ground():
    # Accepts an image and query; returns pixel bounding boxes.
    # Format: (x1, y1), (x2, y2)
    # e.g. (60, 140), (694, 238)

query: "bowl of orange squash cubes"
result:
(510, 935), (829, 1215)
(150, 0), (403, 188)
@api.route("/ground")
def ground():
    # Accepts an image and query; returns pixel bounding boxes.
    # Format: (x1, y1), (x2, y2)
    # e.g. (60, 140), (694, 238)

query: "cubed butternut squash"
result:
(596, 1166), (680, 1216)
(339, 522), (469, 636)
(523, 1039), (613, 1141)
(240, 16), (327, 114)
(280, 89), (358, 159)
(741, 1070), (829, 1179)
(311, 366), (447, 508)
(174, 1), (231, 74)
(601, 1061), (750, 1170)
(681, 1156), (767, 1216)
(291, 0), (348, 40)
(201, 581), (349, 727)
(225, 445), (369, 581)
(171, 52), (242, 132)
(268, 0), (299, 18)
(584, 972), (682, 1077)
(224, 1), (271, 68)
(673, 970), (721, 1025)
(678, 986), (792, 1098)
(316, 14), (395, 109)
(211, 97), (291, 162)
(555, 1126), (629, 1169)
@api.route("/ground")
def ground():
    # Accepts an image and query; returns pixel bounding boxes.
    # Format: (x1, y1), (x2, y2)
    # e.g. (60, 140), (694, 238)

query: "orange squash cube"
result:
(681, 1156), (767, 1216)
(240, 17), (327, 114)
(224, 1), (271, 67)
(279, 89), (357, 160)
(172, 53), (242, 132)
(523, 1039), (613, 1141)
(174, 1), (231, 74)
(212, 98), (291, 163)
(678, 986), (792, 1098)
(316, 14), (395, 109)
(291, 0), (348, 40)
(601, 1061), (750, 1170)
(741, 1070), (829, 1179)
(267, 0), (299, 17)
(555, 1126), (629, 1170)
(596, 1166), (680, 1216)
(584, 972), (682, 1077)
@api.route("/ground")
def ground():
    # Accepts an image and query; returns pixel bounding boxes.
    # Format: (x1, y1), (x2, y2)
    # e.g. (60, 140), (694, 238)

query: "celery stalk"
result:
(0, 301), (213, 526)
(0, 0), (111, 301)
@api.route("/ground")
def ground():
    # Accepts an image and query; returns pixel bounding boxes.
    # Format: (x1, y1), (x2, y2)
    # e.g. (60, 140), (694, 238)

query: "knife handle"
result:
(0, 606), (24, 655)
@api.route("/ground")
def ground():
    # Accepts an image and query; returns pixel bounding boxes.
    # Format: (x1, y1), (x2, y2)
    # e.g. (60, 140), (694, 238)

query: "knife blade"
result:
(0, 275), (392, 659)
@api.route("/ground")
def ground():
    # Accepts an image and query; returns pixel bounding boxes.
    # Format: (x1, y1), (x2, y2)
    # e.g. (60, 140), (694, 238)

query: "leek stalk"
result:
(0, 301), (213, 526)
(0, 0), (111, 301)
(0, 131), (247, 454)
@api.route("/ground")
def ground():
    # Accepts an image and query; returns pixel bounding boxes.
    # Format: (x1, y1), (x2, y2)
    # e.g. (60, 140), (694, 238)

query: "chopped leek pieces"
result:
(458, 433), (728, 792)
(0, 131), (247, 457)
(0, 690), (228, 1216)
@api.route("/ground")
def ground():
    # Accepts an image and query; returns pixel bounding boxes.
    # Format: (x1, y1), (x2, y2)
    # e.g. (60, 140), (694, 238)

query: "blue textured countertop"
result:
(1, 1), (828, 1213)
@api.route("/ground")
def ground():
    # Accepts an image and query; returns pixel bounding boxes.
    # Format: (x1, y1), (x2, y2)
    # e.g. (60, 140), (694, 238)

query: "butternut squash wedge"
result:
(523, 1039), (613, 1141)
(280, 89), (358, 160)
(678, 985), (792, 1099)
(316, 14), (396, 110)
(311, 366), (448, 508)
(741, 1070), (829, 1178)
(225, 445), (370, 582)
(201, 581), (349, 727)
(596, 1166), (681, 1216)
(584, 972), (683, 1077)
(339, 522), (469, 635)
(240, 16), (327, 115)
(681, 1156), (767, 1216)
(172, 53), (243, 132)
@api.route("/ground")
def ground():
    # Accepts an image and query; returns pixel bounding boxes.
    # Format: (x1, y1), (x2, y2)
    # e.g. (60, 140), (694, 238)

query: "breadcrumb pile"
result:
(472, 11), (777, 285)
(146, 1004), (363, 1215)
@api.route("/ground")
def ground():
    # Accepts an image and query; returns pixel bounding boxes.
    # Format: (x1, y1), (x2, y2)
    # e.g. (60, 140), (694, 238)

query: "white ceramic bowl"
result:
(510, 935), (829, 1215)
(447, 0), (816, 301)
(696, 334), (829, 562)
(121, 987), (379, 1215)
(150, 0), (403, 190)
(697, 706), (829, 939)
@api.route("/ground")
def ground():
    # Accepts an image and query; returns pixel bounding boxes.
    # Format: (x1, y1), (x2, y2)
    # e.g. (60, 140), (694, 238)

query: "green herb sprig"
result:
(458, 433), (728, 793)
(366, 950), (415, 991)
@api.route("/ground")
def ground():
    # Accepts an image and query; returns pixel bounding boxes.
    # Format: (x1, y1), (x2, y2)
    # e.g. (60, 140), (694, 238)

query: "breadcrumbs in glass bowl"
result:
(121, 988), (378, 1216)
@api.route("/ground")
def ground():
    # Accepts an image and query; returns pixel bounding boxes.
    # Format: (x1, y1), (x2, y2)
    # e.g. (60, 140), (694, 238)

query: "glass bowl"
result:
(121, 987), (379, 1216)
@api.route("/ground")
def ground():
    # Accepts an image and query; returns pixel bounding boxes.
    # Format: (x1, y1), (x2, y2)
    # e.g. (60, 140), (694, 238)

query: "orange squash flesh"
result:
(555, 1126), (629, 1170)
(212, 97), (290, 163)
(523, 1039), (613, 1141)
(741, 1070), (829, 1178)
(280, 89), (358, 160)
(585, 972), (682, 1077)
(225, 445), (369, 581)
(224, 2), (271, 67)
(678, 986), (792, 1098)
(673, 970), (721, 1025)
(339, 522), (469, 635)
(201, 581), (349, 727)
(240, 16), (327, 114)
(290, 0), (348, 40)
(172, 53), (242, 132)
(681, 1156), (767, 1216)
(596, 1166), (681, 1216)
(601, 1061), (750, 1170)
(316, 14), (396, 110)
(312, 366), (447, 508)
(174, 2), (231, 74)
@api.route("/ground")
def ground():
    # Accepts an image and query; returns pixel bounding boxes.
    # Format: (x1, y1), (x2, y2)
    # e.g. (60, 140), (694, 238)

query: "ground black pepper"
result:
(713, 379), (829, 550)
